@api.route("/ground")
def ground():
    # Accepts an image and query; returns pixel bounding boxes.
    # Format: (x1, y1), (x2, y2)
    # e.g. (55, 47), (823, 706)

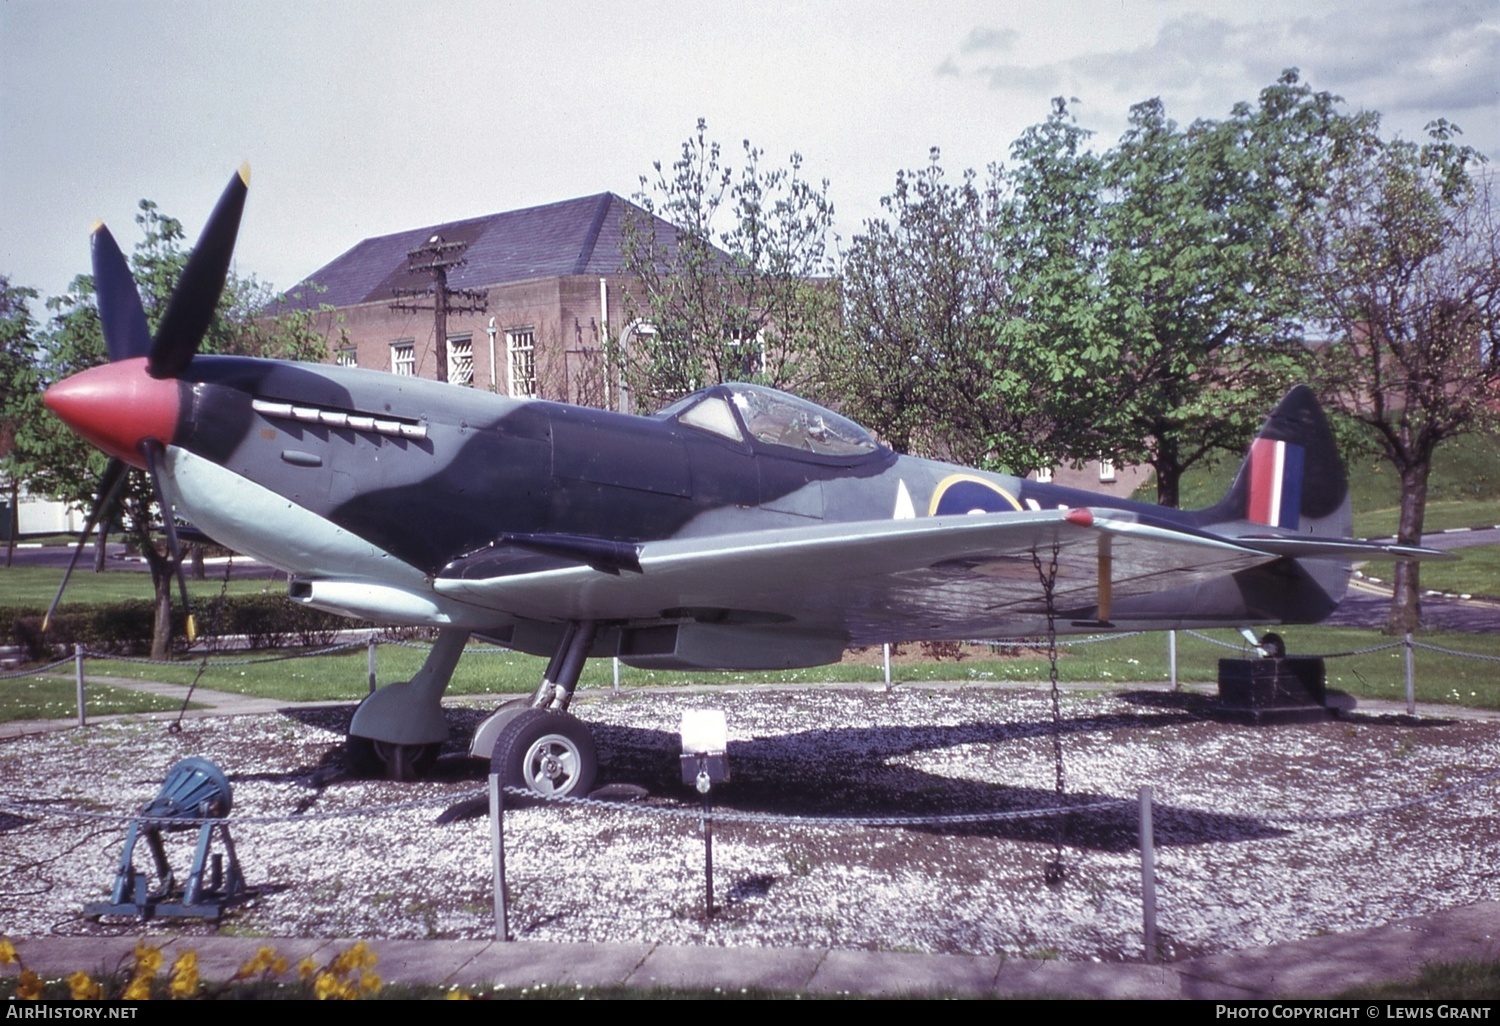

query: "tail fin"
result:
(1204, 385), (1352, 540)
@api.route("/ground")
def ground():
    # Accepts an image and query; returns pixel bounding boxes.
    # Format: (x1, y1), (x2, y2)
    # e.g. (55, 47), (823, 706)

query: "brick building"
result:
(279, 193), (696, 409)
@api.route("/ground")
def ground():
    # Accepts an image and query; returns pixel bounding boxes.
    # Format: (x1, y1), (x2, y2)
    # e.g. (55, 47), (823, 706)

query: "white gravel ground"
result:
(2, 684), (1497, 961)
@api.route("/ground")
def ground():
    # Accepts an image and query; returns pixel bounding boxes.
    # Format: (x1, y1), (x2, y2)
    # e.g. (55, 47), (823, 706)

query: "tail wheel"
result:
(491, 710), (597, 799)
(1259, 632), (1287, 659)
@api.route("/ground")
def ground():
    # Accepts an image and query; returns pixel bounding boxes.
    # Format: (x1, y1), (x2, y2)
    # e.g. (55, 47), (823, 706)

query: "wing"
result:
(434, 508), (1308, 644)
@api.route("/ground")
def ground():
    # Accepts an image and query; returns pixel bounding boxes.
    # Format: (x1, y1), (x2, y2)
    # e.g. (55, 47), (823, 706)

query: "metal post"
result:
(1140, 786), (1157, 962)
(74, 644), (86, 728)
(883, 643), (892, 692)
(488, 773), (509, 941)
(701, 793), (715, 918)
(1168, 631), (1178, 691)
(613, 656), (620, 693)
(1404, 632), (1415, 716)
(367, 636), (378, 695)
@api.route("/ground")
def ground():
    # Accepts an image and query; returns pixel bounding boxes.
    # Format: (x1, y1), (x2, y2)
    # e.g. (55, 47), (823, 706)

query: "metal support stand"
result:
(1398, 633), (1410, 714)
(489, 772), (509, 941)
(87, 819), (247, 920)
(367, 635), (377, 694)
(74, 644), (86, 727)
(701, 792), (715, 918)
(1032, 541), (1068, 887)
(1139, 786), (1157, 961)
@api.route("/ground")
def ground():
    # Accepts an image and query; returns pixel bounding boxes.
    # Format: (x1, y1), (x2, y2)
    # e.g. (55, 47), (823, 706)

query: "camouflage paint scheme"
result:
(44, 167), (1447, 786)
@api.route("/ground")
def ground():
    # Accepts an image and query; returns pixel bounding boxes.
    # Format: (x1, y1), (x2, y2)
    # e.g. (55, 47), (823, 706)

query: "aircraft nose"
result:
(43, 356), (183, 469)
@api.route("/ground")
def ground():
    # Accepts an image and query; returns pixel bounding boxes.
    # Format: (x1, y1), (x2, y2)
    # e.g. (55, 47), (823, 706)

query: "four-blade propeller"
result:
(42, 165), (251, 643)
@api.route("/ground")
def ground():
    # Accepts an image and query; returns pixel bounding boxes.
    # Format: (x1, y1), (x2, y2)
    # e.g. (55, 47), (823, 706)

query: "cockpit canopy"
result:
(658, 383), (884, 460)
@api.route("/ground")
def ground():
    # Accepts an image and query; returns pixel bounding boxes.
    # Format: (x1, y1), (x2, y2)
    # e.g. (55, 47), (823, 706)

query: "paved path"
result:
(9, 900), (1496, 998)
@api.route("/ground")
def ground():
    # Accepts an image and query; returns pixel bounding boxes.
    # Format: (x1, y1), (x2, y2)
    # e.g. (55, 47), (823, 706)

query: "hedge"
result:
(2, 594), (372, 662)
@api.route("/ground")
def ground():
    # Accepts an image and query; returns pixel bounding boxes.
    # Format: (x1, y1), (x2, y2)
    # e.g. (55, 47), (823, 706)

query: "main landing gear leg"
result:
(471, 621), (599, 799)
(347, 628), (469, 781)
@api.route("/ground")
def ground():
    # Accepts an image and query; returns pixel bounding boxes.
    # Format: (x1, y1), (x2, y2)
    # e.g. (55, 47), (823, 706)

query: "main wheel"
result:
(346, 735), (440, 781)
(491, 710), (597, 799)
(1259, 632), (1287, 659)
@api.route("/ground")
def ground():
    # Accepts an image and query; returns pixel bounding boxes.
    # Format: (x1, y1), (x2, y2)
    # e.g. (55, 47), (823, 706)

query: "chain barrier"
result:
(1410, 640), (1500, 664)
(0, 656), (74, 680)
(6, 754), (1498, 833)
(0, 789), (1122, 831)
(64, 639), (367, 669)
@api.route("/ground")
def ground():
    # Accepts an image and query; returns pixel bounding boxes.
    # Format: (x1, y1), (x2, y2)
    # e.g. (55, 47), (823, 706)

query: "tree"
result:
(1303, 124), (1497, 632)
(617, 119), (841, 412)
(0, 276), (42, 566)
(838, 151), (1039, 466)
(992, 76), (1356, 505)
(24, 200), (341, 658)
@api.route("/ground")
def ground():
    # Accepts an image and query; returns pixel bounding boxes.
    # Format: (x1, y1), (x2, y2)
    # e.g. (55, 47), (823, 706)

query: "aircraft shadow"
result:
(274, 701), (1284, 850)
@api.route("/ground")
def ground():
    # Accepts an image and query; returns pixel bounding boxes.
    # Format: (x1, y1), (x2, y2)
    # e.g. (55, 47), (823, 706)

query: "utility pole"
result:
(391, 235), (487, 383)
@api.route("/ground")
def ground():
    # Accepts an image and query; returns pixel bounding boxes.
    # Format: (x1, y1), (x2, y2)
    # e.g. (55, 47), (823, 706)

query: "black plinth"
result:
(1217, 656), (1333, 724)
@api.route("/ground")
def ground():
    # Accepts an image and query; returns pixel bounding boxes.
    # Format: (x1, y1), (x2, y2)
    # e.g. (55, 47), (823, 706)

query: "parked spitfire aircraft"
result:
(43, 168), (1448, 791)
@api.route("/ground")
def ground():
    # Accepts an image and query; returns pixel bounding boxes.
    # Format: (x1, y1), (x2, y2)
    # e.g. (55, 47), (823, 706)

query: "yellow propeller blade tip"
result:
(90, 219), (105, 234)
(186, 615), (198, 643)
(238, 163), (251, 187)
(41, 614), (52, 633)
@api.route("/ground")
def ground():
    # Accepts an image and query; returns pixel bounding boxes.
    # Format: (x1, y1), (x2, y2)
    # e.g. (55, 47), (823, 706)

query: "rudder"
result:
(1204, 385), (1352, 540)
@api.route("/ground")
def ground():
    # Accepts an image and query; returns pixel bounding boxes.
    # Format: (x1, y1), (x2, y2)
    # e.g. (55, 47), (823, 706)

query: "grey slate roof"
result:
(277, 192), (695, 311)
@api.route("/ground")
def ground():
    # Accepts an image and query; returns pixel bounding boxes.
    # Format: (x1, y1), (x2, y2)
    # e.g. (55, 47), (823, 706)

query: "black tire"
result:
(1259, 632), (1286, 659)
(491, 710), (597, 799)
(346, 735), (440, 780)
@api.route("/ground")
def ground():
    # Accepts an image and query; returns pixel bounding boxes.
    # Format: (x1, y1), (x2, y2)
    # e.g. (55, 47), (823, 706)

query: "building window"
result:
(507, 328), (536, 398)
(1098, 457), (1116, 483)
(448, 335), (473, 386)
(336, 346), (357, 368)
(1035, 466), (1053, 484)
(391, 340), (415, 377)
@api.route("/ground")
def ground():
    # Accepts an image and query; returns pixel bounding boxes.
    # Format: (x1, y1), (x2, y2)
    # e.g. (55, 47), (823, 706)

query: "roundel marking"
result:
(928, 474), (1022, 517)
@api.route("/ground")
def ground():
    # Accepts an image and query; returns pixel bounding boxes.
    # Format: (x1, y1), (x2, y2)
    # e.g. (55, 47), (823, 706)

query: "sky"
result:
(2, 0), (1496, 306)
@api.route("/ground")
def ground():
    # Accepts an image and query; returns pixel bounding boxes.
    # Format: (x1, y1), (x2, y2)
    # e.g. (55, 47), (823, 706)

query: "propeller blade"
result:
(142, 440), (197, 642)
(42, 457), (129, 634)
(148, 164), (250, 380)
(90, 223), (152, 362)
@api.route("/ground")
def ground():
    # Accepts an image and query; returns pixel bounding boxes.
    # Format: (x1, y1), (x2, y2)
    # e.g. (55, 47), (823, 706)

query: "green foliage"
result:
(12, 199), (341, 657)
(618, 119), (841, 411)
(989, 75), (1358, 503)
(838, 151), (1030, 466)
(1300, 109), (1498, 630)
(0, 594), (359, 661)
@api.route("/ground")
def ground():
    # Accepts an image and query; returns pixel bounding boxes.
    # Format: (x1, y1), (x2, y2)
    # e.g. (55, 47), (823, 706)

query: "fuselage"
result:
(47, 354), (1352, 656)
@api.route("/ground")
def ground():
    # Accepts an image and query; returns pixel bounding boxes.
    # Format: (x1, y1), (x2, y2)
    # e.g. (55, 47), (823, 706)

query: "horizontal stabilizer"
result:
(1231, 536), (1456, 562)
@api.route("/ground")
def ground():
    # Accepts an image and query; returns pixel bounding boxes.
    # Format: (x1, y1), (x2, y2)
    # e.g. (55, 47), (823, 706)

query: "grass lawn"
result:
(0, 564), (284, 608)
(0, 675), (201, 723)
(1418, 543), (1500, 599)
(15, 624), (1496, 716)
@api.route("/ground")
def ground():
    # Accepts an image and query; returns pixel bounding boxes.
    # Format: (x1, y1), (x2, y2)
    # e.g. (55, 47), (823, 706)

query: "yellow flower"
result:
(313, 971), (353, 1001)
(297, 955), (318, 980)
(16, 969), (44, 1000)
(0, 937), (18, 966)
(269, 955), (288, 976)
(67, 971), (103, 1001)
(132, 940), (163, 976)
(168, 950), (199, 999)
(445, 988), (473, 1000)
(358, 970), (381, 995)
(235, 945), (280, 979)
(122, 974), (153, 1001)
